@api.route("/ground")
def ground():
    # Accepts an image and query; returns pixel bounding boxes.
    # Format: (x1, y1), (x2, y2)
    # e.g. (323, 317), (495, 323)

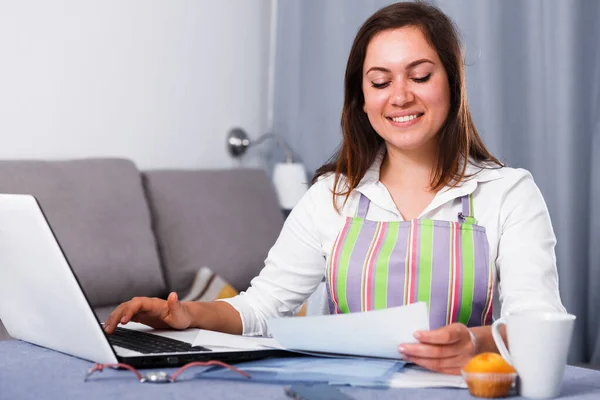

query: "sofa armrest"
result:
(0, 159), (166, 307)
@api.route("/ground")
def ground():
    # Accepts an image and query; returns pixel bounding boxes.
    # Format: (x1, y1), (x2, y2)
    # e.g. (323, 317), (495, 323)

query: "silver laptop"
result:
(0, 194), (290, 368)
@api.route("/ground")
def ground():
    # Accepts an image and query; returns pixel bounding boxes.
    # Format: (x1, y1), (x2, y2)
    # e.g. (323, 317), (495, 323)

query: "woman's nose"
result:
(390, 81), (415, 106)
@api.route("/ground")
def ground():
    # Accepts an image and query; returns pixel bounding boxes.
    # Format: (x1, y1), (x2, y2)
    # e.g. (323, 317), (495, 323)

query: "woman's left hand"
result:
(398, 323), (477, 375)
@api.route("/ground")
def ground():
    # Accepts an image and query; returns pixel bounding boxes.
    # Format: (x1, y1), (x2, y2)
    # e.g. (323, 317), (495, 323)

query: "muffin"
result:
(461, 352), (517, 398)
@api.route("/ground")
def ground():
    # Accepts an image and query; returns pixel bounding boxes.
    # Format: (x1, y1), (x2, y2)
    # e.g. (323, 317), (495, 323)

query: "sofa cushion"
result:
(93, 305), (117, 323)
(143, 169), (284, 294)
(0, 159), (166, 306)
(179, 267), (239, 302)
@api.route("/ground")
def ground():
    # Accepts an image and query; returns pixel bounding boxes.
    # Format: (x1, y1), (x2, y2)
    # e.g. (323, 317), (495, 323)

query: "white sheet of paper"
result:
(192, 329), (285, 350)
(386, 366), (467, 388)
(266, 302), (429, 359)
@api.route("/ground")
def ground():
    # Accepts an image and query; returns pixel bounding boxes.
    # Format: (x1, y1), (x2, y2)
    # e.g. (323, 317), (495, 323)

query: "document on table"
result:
(196, 357), (466, 389)
(192, 302), (428, 358)
(192, 329), (285, 350)
(386, 366), (467, 388)
(266, 302), (429, 359)
(198, 356), (405, 387)
(189, 302), (467, 389)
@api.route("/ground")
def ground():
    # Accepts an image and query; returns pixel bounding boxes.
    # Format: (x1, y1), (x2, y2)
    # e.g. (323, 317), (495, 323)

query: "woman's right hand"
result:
(103, 292), (193, 334)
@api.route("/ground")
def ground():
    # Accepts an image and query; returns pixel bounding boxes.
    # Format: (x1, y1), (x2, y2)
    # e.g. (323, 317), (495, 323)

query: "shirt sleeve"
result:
(496, 170), (567, 317)
(221, 180), (329, 336)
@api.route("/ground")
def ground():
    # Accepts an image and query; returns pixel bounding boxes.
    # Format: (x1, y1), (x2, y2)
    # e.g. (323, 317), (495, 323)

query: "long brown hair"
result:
(312, 1), (502, 210)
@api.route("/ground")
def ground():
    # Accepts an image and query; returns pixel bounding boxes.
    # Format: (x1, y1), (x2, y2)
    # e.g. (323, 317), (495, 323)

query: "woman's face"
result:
(362, 26), (451, 154)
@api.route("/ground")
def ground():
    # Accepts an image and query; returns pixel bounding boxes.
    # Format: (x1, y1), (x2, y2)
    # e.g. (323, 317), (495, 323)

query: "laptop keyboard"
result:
(107, 327), (212, 354)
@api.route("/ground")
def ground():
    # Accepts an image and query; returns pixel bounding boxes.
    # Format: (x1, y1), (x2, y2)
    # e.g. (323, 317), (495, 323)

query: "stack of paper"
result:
(198, 356), (404, 387)
(386, 366), (467, 389)
(192, 329), (284, 351)
(197, 357), (466, 389)
(191, 302), (467, 389)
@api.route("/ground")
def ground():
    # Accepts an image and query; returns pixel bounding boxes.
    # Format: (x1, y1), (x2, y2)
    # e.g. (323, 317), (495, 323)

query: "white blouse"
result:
(224, 156), (566, 336)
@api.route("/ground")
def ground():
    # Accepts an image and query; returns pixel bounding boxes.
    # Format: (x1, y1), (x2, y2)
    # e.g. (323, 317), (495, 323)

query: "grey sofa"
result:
(0, 158), (284, 341)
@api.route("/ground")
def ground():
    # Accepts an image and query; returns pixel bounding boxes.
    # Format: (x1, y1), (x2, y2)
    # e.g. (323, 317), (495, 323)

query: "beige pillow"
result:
(181, 267), (307, 316)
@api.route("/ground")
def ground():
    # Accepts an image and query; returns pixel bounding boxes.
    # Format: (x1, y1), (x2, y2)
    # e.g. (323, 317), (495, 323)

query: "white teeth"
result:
(391, 114), (420, 123)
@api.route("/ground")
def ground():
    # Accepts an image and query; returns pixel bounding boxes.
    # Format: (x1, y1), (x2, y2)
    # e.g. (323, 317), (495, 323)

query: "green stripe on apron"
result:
(374, 222), (397, 309)
(337, 219), (363, 314)
(458, 226), (475, 324)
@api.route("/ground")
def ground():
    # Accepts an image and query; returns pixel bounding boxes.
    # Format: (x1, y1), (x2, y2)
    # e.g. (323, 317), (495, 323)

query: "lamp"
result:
(227, 127), (307, 211)
(225, 2), (307, 212)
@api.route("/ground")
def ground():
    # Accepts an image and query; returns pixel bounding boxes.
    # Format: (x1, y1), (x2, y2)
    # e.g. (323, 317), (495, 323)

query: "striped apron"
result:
(326, 193), (494, 329)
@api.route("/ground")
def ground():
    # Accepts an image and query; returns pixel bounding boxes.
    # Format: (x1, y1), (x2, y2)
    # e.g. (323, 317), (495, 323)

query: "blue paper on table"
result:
(197, 356), (405, 387)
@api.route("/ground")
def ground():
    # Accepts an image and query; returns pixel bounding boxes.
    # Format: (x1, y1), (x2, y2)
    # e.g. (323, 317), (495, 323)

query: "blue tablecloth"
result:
(2, 340), (600, 399)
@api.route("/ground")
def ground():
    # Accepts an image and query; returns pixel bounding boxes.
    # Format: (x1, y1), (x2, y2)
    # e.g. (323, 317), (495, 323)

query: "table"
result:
(2, 340), (600, 399)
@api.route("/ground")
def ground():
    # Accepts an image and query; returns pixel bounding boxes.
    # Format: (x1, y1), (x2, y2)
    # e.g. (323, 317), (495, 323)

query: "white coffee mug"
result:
(491, 312), (575, 399)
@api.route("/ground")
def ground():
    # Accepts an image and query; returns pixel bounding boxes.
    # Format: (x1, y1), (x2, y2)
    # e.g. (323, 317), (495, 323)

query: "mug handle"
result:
(491, 318), (513, 365)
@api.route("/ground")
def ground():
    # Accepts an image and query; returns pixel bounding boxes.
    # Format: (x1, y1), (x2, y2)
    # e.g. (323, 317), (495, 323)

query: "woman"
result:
(104, 2), (565, 375)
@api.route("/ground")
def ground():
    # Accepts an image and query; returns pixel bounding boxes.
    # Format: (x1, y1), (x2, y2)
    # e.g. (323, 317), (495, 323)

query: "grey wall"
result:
(0, 0), (273, 169)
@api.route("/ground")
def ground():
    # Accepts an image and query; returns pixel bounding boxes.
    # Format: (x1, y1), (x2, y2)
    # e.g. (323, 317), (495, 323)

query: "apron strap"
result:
(356, 193), (370, 218)
(459, 194), (477, 224)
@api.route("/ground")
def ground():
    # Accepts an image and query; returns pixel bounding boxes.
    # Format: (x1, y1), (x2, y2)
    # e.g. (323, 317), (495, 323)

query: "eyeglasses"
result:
(84, 360), (252, 383)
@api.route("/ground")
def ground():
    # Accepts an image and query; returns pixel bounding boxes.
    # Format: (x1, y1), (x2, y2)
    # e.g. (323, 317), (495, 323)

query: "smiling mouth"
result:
(387, 113), (424, 123)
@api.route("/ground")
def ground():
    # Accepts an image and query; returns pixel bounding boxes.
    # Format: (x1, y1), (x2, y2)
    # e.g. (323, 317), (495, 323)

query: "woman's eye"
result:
(371, 82), (390, 89)
(412, 73), (432, 83)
